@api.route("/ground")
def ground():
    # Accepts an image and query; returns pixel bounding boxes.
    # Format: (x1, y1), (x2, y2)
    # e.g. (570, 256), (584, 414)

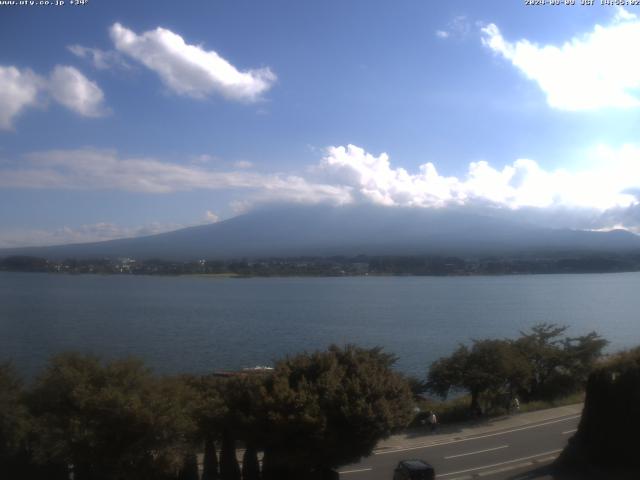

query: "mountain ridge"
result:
(2, 205), (639, 261)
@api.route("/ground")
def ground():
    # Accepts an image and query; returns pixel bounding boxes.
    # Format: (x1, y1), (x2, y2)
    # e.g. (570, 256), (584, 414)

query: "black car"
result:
(392, 459), (436, 480)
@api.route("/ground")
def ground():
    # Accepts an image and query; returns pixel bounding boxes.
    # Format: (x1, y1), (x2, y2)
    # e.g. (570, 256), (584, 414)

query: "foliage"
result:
(27, 352), (198, 480)
(258, 345), (413, 475)
(427, 339), (531, 411)
(0, 363), (30, 460)
(427, 324), (607, 410)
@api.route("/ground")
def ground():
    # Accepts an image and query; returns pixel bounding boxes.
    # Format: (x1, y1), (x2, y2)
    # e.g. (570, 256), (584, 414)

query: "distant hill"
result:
(2, 205), (640, 260)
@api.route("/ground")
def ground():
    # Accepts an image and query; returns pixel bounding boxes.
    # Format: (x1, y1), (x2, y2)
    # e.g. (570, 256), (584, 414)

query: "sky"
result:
(2, 0), (640, 247)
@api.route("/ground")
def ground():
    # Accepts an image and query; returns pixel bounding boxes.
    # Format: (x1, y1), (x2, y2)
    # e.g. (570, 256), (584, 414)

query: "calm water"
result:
(1, 272), (639, 378)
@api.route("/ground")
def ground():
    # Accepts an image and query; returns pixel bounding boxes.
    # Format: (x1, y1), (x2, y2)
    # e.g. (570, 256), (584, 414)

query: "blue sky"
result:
(2, 0), (640, 246)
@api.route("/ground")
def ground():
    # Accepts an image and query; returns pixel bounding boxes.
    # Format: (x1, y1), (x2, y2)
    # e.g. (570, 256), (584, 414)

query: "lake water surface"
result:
(1, 272), (639, 378)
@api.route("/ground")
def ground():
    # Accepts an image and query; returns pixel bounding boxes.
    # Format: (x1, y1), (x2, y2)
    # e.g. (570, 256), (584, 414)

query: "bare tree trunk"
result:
(202, 435), (219, 480)
(241, 444), (260, 480)
(220, 430), (241, 480)
(178, 452), (199, 480)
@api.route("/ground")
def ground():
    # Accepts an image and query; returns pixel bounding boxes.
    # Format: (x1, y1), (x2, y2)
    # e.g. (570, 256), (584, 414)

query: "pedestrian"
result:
(512, 396), (520, 413)
(427, 411), (438, 433)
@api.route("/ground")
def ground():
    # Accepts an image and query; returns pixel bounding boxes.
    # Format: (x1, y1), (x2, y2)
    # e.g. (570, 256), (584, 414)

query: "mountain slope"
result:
(2, 205), (640, 260)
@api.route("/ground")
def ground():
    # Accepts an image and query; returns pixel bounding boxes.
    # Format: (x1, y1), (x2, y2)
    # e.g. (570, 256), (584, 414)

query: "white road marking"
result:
(375, 415), (580, 455)
(561, 428), (577, 435)
(339, 467), (373, 474)
(444, 444), (509, 460)
(437, 449), (562, 477)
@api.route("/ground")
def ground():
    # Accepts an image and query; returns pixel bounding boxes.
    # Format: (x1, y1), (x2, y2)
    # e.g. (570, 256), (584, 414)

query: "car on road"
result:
(392, 459), (435, 480)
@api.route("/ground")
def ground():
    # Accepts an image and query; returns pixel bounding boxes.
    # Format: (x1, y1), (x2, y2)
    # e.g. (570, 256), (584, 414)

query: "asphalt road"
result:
(338, 413), (580, 480)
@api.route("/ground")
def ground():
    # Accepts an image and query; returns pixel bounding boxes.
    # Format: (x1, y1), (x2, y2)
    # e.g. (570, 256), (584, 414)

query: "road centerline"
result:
(444, 444), (509, 460)
(338, 467), (373, 475)
(437, 448), (563, 477)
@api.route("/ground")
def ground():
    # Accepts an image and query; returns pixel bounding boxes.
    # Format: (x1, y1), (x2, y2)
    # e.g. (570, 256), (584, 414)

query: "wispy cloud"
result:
(0, 148), (350, 202)
(110, 23), (276, 101)
(435, 16), (471, 40)
(0, 222), (184, 248)
(481, 8), (640, 110)
(0, 64), (107, 129)
(68, 44), (130, 70)
(205, 210), (220, 223)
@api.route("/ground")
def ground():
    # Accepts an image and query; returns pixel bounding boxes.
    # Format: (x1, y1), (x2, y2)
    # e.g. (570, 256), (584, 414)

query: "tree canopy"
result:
(427, 324), (608, 410)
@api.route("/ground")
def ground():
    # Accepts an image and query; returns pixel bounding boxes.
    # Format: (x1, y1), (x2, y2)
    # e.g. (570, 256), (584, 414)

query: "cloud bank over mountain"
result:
(1, 143), (640, 247)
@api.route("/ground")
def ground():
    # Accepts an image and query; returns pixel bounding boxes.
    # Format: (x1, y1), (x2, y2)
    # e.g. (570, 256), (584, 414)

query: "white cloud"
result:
(110, 23), (276, 101)
(0, 64), (106, 128)
(0, 222), (184, 248)
(614, 6), (637, 22)
(317, 144), (640, 212)
(435, 16), (471, 40)
(4, 144), (640, 232)
(233, 160), (253, 169)
(68, 44), (129, 70)
(0, 66), (42, 129)
(205, 210), (220, 223)
(48, 66), (107, 117)
(481, 13), (640, 110)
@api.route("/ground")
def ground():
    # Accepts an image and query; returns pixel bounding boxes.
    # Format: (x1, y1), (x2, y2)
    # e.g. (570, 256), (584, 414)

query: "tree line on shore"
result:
(0, 325), (608, 480)
(3, 252), (640, 276)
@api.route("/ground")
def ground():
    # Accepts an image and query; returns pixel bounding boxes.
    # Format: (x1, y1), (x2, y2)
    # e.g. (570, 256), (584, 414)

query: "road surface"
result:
(339, 413), (580, 480)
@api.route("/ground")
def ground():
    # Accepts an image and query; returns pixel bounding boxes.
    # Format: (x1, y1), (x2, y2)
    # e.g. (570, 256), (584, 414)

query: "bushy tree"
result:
(514, 323), (570, 399)
(259, 345), (413, 478)
(27, 353), (198, 480)
(428, 325), (609, 410)
(428, 340), (531, 412)
(515, 324), (607, 400)
(0, 362), (39, 478)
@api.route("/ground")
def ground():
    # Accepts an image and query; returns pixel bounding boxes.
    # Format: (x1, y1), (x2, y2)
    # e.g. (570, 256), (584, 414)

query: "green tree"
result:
(514, 323), (569, 400)
(515, 324), (607, 400)
(428, 340), (531, 412)
(562, 331), (608, 385)
(28, 353), (198, 480)
(260, 345), (413, 478)
(0, 362), (41, 479)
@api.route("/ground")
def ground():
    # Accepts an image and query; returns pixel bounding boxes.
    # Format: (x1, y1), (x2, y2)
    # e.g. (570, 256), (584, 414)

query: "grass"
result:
(410, 391), (584, 427)
(519, 391), (585, 413)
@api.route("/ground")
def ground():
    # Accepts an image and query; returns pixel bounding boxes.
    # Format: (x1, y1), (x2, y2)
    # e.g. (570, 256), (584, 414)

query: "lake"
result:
(1, 272), (639, 379)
